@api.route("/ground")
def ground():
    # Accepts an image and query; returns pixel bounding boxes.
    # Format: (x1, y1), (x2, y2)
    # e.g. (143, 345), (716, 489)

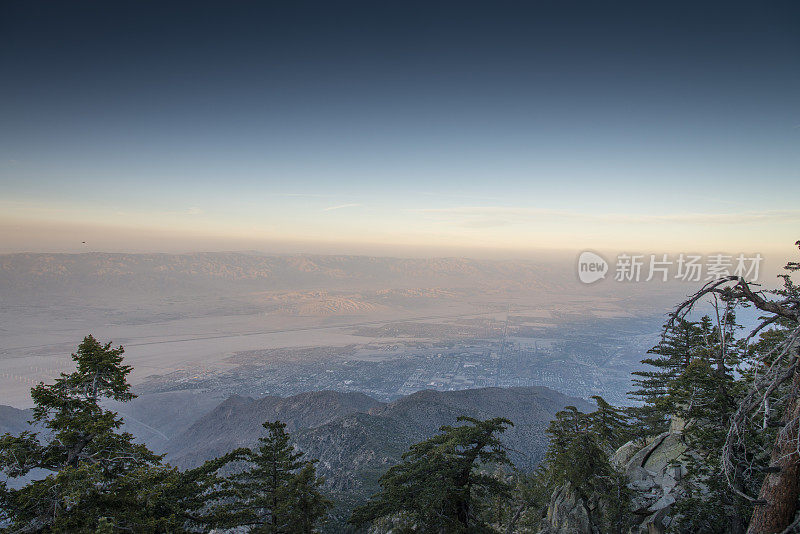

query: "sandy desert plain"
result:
(0, 252), (697, 407)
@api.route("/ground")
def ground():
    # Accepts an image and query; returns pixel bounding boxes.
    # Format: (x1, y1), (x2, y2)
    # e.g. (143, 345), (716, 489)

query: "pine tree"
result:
(670, 357), (753, 534)
(545, 405), (586, 451)
(587, 395), (630, 451)
(500, 399), (631, 532)
(283, 463), (332, 533)
(549, 432), (630, 533)
(197, 420), (331, 533)
(629, 318), (704, 434)
(665, 308), (755, 533)
(350, 416), (513, 533)
(533, 404), (632, 534)
(0, 335), (171, 532)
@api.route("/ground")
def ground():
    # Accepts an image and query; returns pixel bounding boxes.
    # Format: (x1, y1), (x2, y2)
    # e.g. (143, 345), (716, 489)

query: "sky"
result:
(1, 1), (799, 259)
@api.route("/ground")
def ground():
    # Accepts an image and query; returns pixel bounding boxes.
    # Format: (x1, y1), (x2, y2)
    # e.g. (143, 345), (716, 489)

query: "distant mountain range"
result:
(160, 386), (592, 498)
(162, 391), (383, 468)
(106, 390), (228, 453)
(0, 405), (32, 436)
(1, 385), (591, 509)
(0, 252), (567, 298)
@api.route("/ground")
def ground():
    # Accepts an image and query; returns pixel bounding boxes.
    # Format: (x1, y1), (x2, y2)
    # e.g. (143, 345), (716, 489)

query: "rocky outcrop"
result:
(538, 485), (597, 534)
(613, 431), (688, 533)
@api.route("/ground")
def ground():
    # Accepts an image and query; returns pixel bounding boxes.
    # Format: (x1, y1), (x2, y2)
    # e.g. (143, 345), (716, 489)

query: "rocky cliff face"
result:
(539, 485), (598, 534)
(613, 431), (688, 533)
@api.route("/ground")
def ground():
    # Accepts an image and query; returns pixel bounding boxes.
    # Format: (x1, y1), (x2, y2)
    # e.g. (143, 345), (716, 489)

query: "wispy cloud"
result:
(323, 203), (362, 212)
(280, 193), (336, 198)
(159, 206), (203, 217)
(410, 206), (800, 226)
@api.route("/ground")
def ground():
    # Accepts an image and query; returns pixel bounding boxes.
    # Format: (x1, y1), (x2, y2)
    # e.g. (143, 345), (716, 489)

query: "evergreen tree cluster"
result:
(628, 307), (773, 533)
(0, 336), (330, 533)
(522, 397), (633, 534)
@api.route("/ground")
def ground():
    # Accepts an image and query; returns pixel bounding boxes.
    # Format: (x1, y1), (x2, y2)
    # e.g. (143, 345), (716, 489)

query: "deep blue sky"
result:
(1, 1), (798, 255)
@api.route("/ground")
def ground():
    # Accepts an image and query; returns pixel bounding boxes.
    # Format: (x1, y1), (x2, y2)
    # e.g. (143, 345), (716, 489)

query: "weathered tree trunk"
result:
(747, 367), (800, 534)
(506, 502), (525, 534)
